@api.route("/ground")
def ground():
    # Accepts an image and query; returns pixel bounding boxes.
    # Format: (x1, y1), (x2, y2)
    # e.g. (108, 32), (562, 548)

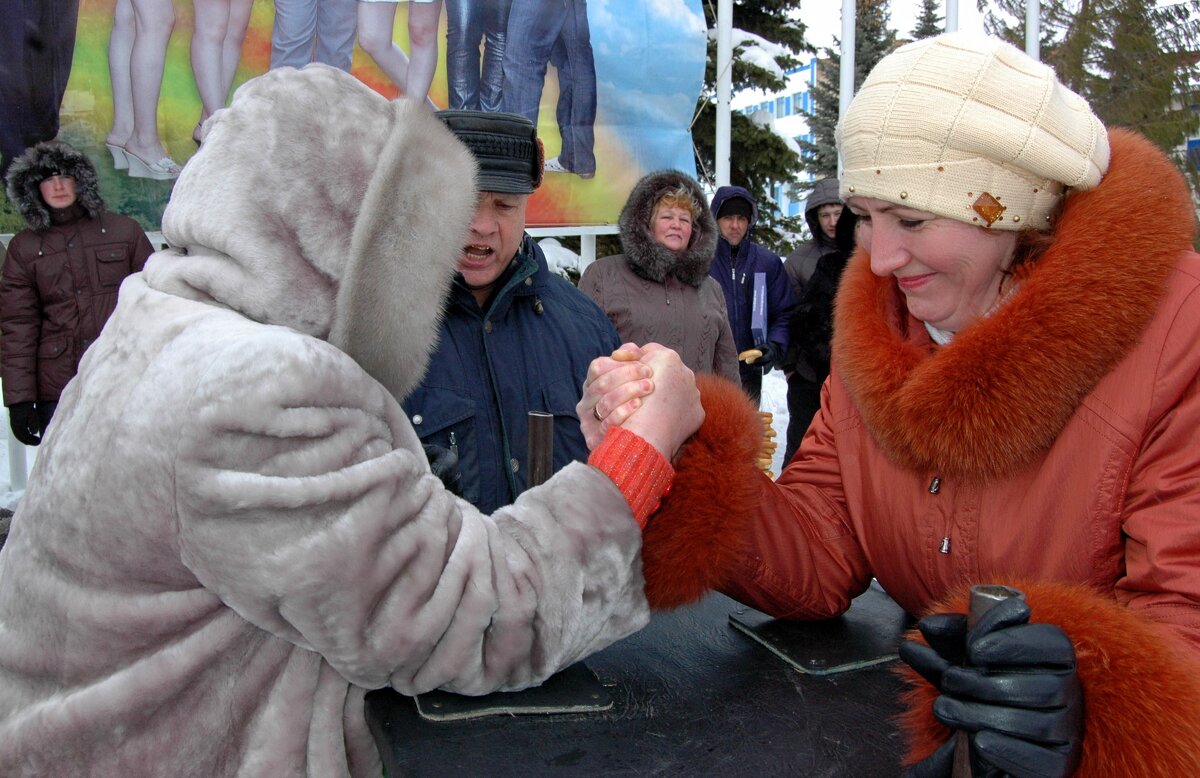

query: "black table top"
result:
(366, 589), (912, 777)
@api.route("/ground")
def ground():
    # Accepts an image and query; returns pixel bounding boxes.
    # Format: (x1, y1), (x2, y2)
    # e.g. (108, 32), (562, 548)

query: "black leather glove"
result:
(752, 342), (779, 372)
(900, 599), (1084, 778)
(8, 402), (42, 446)
(422, 443), (462, 496)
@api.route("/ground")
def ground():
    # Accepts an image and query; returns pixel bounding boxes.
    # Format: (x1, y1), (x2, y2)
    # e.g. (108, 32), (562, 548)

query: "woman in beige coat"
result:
(580, 170), (739, 383)
(0, 67), (764, 777)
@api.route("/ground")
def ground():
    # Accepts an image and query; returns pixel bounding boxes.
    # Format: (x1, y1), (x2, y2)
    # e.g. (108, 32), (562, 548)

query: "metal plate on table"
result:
(413, 662), (612, 722)
(729, 581), (911, 675)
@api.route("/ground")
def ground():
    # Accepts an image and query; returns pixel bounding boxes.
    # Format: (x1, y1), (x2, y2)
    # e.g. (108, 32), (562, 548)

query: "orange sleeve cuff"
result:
(588, 427), (674, 529)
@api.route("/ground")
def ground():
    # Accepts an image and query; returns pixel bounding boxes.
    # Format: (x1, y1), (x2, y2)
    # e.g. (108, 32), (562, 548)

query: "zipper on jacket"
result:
(928, 475), (952, 554)
(449, 431), (458, 458)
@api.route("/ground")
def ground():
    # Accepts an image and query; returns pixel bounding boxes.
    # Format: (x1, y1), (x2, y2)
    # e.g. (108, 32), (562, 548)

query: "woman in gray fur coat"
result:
(0, 67), (764, 777)
(579, 170), (739, 382)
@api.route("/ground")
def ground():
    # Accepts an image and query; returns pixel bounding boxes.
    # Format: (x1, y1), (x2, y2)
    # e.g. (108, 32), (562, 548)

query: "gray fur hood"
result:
(148, 65), (477, 402)
(617, 169), (716, 287)
(4, 141), (105, 231)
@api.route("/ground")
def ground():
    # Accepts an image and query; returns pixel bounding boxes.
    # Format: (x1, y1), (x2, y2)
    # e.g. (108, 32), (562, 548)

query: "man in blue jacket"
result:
(403, 110), (620, 512)
(708, 185), (795, 404)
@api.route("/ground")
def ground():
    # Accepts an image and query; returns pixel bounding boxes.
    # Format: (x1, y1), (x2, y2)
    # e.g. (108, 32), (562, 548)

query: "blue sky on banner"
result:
(590, 0), (708, 175)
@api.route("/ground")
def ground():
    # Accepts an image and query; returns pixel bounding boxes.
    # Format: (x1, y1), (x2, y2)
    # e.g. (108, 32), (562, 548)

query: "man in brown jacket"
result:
(1, 141), (153, 445)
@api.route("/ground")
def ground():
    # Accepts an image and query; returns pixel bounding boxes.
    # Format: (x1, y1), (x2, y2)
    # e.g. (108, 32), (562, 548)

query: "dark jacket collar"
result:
(451, 234), (543, 317)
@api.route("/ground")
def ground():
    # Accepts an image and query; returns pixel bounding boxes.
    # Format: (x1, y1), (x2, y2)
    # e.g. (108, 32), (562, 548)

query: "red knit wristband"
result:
(588, 427), (675, 530)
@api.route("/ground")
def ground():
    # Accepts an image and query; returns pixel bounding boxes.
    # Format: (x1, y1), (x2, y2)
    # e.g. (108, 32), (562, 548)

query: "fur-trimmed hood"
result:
(147, 65), (477, 403)
(710, 185), (758, 231)
(803, 177), (841, 253)
(4, 141), (105, 231)
(832, 128), (1195, 480)
(617, 170), (717, 287)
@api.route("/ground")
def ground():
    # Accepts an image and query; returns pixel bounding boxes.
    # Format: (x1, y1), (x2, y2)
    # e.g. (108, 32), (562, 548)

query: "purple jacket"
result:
(707, 186), (795, 357)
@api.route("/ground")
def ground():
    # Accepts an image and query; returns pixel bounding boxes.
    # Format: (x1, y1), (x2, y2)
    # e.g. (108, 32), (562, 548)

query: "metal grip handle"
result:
(527, 411), (554, 488)
(952, 584), (1026, 778)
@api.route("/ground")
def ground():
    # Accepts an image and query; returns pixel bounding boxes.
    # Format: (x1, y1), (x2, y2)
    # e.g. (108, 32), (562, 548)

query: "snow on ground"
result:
(1, 429), (34, 514)
(0, 375), (36, 517)
(760, 368), (790, 478)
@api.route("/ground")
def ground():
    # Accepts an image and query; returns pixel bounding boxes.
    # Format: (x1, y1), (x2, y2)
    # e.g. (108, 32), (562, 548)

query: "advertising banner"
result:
(1, 0), (707, 232)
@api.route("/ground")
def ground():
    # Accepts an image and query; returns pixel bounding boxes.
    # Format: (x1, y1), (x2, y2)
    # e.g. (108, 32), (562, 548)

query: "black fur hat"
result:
(5, 141), (104, 231)
(618, 169), (717, 288)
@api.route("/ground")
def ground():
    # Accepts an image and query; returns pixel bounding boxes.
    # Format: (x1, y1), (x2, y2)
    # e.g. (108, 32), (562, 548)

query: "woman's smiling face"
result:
(848, 196), (1020, 333)
(651, 202), (694, 253)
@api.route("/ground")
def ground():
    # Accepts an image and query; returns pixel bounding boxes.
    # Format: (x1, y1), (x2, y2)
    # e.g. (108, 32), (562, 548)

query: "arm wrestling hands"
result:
(577, 343), (704, 459)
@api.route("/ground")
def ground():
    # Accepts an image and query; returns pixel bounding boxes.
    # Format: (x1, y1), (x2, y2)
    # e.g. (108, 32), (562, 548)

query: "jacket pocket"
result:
(32, 251), (72, 301)
(404, 387), (480, 506)
(89, 244), (133, 288)
(36, 336), (75, 401)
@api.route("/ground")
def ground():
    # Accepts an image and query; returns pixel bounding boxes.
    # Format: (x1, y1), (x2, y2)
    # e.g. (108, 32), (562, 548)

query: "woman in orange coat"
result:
(585, 32), (1200, 776)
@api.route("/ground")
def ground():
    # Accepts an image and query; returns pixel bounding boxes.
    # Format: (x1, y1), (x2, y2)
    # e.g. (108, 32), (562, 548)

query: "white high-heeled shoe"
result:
(124, 147), (181, 180)
(105, 143), (129, 170)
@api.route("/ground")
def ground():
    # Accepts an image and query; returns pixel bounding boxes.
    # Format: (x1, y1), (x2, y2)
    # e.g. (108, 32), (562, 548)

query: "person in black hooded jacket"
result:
(1, 141), (153, 445)
(780, 178), (856, 463)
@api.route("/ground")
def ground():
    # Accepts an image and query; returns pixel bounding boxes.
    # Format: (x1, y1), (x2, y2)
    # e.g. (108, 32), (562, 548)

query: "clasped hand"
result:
(577, 343), (704, 459)
(900, 597), (1084, 778)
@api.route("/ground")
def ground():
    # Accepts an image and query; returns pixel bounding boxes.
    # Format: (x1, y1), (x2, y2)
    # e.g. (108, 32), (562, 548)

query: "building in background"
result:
(730, 57), (817, 224)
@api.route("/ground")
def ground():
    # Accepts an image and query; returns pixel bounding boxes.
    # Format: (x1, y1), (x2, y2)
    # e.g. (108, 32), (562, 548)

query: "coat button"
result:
(524, 277), (532, 286)
(412, 415), (423, 425)
(484, 321), (493, 334)
(510, 458), (519, 473)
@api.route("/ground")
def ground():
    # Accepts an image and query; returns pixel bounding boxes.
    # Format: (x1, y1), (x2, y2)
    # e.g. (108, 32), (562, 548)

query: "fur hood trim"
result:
(618, 170), (717, 287)
(898, 580), (1200, 775)
(832, 129), (1194, 480)
(150, 65), (477, 402)
(4, 141), (104, 231)
(640, 373), (762, 609)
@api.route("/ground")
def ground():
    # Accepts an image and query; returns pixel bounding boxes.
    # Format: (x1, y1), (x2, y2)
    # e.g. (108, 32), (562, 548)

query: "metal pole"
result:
(838, 0), (856, 177)
(946, 0), (959, 33)
(1026, 0), (1041, 60)
(581, 234), (596, 268)
(715, 0), (733, 187)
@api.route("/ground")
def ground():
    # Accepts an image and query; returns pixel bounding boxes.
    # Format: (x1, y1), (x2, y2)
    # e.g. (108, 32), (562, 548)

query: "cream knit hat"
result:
(836, 32), (1109, 230)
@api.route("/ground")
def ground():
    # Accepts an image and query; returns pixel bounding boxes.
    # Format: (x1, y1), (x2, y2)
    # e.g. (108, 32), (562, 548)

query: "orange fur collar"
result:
(832, 129), (1196, 480)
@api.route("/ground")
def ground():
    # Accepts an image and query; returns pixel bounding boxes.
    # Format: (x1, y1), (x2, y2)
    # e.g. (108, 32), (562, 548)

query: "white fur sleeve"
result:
(173, 332), (649, 695)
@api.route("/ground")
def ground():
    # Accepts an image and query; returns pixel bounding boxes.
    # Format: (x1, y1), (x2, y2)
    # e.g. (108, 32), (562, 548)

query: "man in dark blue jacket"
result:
(708, 185), (795, 404)
(403, 110), (620, 512)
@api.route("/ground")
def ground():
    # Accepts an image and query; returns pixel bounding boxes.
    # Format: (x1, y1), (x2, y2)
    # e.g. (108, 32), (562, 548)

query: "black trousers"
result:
(739, 363), (763, 407)
(784, 374), (821, 465)
(0, 0), (80, 176)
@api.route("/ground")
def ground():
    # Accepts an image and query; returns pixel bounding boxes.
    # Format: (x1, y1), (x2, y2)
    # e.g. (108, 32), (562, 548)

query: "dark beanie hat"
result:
(716, 196), (753, 220)
(435, 110), (544, 194)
